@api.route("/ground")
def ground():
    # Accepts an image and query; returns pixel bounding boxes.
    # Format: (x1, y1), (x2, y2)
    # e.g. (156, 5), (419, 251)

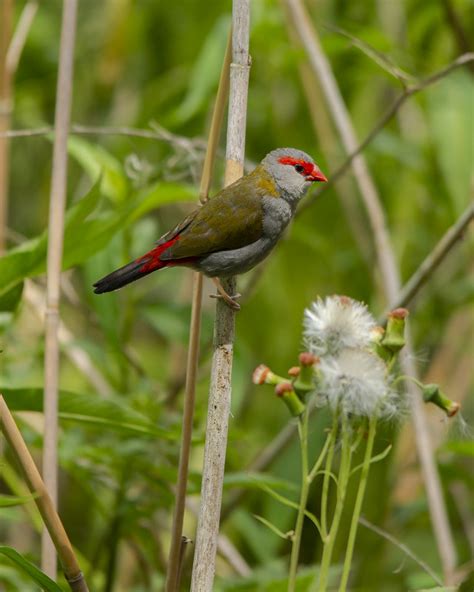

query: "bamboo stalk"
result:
(0, 396), (89, 591)
(164, 32), (231, 592)
(284, 0), (458, 582)
(190, 2), (251, 590)
(42, 0), (78, 577)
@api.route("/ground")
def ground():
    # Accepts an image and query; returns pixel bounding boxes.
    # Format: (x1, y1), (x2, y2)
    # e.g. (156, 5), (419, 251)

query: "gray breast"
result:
(196, 197), (293, 277)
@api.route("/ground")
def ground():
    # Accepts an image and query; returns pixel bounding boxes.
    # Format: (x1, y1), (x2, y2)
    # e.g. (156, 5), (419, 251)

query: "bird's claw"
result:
(209, 292), (241, 311)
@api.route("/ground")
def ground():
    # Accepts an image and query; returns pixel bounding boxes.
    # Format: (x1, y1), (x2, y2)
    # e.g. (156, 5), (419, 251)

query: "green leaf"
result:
(0, 180), (195, 298)
(0, 282), (23, 313)
(130, 181), (196, 223)
(1, 388), (177, 440)
(350, 444), (392, 476)
(0, 546), (63, 592)
(328, 25), (414, 84)
(0, 181), (102, 297)
(443, 440), (474, 457)
(257, 483), (322, 536)
(67, 135), (128, 202)
(253, 514), (292, 540)
(223, 472), (297, 492)
(171, 16), (230, 124)
(0, 494), (37, 507)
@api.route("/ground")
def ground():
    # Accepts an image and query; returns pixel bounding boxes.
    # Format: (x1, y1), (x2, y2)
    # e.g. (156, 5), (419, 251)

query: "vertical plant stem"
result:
(316, 414), (352, 592)
(0, 0), (13, 255)
(288, 408), (310, 592)
(338, 416), (377, 592)
(41, 0), (78, 577)
(165, 32), (231, 592)
(284, 0), (457, 581)
(6, 1), (38, 74)
(190, 2), (250, 590)
(0, 396), (88, 591)
(320, 413), (338, 539)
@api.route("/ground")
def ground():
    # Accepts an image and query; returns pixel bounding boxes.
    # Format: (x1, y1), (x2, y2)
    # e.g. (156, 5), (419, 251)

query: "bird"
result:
(93, 147), (327, 309)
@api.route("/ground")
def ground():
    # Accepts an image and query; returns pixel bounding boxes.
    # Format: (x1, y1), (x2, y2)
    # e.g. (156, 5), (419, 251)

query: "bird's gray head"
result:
(261, 147), (327, 204)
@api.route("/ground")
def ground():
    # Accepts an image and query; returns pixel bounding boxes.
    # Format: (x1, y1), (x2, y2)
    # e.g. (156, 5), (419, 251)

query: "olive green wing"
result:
(159, 182), (264, 261)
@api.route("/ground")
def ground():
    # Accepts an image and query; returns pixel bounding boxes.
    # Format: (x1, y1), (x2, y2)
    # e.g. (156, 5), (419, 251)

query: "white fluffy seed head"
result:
(303, 296), (377, 357)
(318, 349), (400, 419)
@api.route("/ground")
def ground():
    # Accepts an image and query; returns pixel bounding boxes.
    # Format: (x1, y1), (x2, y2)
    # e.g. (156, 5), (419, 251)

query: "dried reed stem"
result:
(0, 0), (38, 256)
(42, 0), (78, 577)
(190, 2), (250, 590)
(0, 0), (13, 255)
(6, 1), (38, 73)
(0, 396), (89, 591)
(285, 0), (458, 581)
(164, 33), (231, 592)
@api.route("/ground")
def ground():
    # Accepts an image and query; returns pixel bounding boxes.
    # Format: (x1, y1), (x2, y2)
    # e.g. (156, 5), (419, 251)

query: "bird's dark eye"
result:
(294, 164), (304, 174)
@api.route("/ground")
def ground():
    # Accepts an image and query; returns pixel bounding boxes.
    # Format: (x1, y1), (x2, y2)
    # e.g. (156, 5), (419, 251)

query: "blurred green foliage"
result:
(0, 0), (473, 590)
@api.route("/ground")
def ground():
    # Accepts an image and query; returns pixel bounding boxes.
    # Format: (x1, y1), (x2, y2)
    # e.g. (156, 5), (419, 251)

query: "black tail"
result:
(93, 260), (156, 294)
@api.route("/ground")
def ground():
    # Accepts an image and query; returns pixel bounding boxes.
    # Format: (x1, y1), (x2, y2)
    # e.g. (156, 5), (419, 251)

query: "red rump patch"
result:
(136, 236), (181, 273)
(278, 156), (314, 176)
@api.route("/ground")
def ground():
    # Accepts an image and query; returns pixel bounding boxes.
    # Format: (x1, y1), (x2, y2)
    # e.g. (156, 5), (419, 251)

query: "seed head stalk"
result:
(338, 415), (377, 591)
(315, 413), (352, 592)
(320, 412), (339, 539)
(288, 407), (310, 592)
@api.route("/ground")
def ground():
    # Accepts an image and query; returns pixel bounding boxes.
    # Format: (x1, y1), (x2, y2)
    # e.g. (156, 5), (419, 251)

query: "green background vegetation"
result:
(0, 0), (473, 590)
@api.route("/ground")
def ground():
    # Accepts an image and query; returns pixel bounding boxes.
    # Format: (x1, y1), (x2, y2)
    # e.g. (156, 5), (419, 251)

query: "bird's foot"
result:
(210, 277), (241, 311)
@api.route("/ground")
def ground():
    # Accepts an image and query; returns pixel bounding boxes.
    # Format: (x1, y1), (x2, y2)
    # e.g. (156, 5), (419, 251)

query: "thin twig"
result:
(41, 0), (78, 577)
(0, 123), (207, 146)
(285, 0), (459, 582)
(389, 201), (474, 313)
(359, 516), (443, 586)
(301, 52), (474, 214)
(165, 34), (231, 592)
(190, 3), (251, 590)
(0, 396), (89, 591)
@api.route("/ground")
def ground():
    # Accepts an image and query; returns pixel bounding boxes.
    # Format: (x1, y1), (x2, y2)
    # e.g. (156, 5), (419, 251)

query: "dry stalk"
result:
(164, 33), (232, 592)
(284, 0), (458, 581)
(0, 396), (89, 591)
(190, 2), (251, 590)
(6, 1), (38, 73)
(42, 0), (78, 577)
(0, 0), (13, 255)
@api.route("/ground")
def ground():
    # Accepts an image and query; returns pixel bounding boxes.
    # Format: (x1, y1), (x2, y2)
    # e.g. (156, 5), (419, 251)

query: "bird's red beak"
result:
(308, 168), (328, 183)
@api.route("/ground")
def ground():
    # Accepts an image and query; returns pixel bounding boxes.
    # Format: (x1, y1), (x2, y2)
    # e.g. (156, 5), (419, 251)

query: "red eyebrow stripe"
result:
(278, 156), (314, 176)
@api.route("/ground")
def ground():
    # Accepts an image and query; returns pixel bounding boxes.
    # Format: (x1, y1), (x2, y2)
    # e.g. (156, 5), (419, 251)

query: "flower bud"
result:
(422, 384), (460, 417)
(275, 382), (306, 417)
(381, 308), (409, 354)
(252, 365), (286, 386)
(298, 352), (319, 384)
